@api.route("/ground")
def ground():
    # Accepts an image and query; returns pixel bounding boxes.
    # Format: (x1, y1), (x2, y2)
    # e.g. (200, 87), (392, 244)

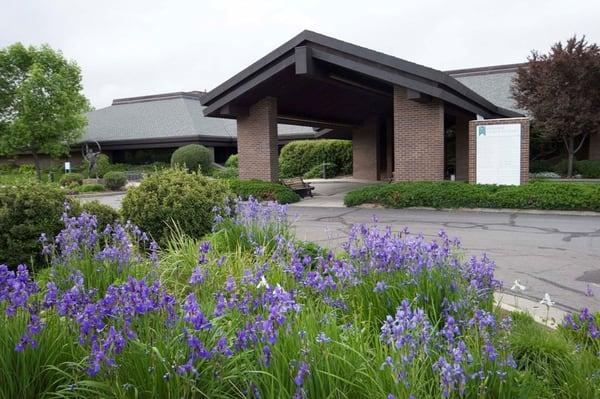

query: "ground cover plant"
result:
(344, 181), (600, 211)
(1, 197), (599, 398)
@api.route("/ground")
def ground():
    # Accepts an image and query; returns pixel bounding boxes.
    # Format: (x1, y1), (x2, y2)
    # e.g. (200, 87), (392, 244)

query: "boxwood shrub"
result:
(121, 168), (230, 243)
(104, 171), (127, 190)
(0, 183), (78, 268)
(344, 181), (600, 211)
(228, 179), (300, 204)
(224, 154), (238, 168)
(279, 139), (351, 178)
(171, 144), (213, 173)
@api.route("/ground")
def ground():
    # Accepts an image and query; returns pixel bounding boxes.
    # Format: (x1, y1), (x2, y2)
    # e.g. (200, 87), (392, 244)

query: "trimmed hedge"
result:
(344, 181), (600, 211)
(104, 171), (127, 190)
(121, 168), (230, 243)
(279, 139), (351, 178)
(0, 184), (78, 267)
(60, 172), (83, 187)
(171, 144), (212, 173)
(74, 183), (106, 193)
(304, 162), (337, 179)
(553, 159), (600, 178)
(228, 179), (300, 204)
(575, 160), (600, 178)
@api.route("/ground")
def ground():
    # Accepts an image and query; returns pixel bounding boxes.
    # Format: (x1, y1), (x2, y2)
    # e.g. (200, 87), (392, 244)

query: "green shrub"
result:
(224, 154), (238, 168)
(82, 153), (111, 178)
(59, 172), (83, 187)
(17, 164), (35, 175)
(0, 183), (78, 268)
(575, 160), (600, 178)
(344, 181), (600, 211)
(303, 162), (337, 179)
(170, 144), (213, 173)
(228, 179), (301, 204)
(80, 200), (120, 228)
(121, 168), (230, 243)
(530, 159), (556, 173)
(103, 171), (127, 190)
(213, 166), (239, 179)
(74, 183), (105, 193)
(279, 139), (352, 178)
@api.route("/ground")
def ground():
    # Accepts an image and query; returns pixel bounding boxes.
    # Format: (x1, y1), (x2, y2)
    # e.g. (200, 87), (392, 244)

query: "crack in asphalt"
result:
(296, 213), (599, 241)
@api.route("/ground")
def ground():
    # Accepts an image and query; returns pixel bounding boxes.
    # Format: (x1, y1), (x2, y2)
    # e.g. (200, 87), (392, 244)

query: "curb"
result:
(354, 204), (600, 217)
(71, 191), (126, 199)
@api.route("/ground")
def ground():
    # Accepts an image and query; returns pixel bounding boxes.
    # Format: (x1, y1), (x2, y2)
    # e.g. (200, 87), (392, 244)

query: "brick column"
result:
(393, 86), (444, 181)
(468, 118), (530, 184)
(236, 97), (278, 182)
(589, 133), (600, 161)
(352, 116), (379, 180)
(454, 114), (470, 181)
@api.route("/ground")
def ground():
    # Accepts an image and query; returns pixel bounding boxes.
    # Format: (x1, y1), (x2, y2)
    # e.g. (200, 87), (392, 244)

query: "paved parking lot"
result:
(290, 205), (600, 312)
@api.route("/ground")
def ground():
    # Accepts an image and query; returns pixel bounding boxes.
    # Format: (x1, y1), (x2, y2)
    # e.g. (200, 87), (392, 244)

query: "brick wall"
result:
(236, 97), (278, 182)
(393, 86), (444, 181)
(352, 116), (379, 180)
(454, 114), (470, 181)
(589, 133), (600, 161)
(468, 118), (530, 184)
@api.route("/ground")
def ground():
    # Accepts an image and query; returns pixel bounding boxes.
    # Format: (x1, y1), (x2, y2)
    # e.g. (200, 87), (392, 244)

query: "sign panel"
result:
(476, 123), (521, 185)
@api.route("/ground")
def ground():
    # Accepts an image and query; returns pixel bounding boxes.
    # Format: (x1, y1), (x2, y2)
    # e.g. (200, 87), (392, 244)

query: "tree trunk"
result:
(31, 151), (42, 181)
(567, 136), (575, 178)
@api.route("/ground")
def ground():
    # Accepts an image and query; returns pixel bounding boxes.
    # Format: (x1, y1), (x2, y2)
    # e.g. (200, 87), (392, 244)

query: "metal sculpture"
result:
(81, 141), (102, 178)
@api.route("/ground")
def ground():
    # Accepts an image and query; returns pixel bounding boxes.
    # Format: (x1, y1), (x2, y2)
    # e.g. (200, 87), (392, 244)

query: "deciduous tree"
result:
(0, 43), (89, 180)
(512, 36), (600, 177)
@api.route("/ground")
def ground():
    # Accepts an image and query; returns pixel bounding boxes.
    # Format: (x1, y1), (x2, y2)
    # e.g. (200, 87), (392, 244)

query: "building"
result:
(6, 30), (596, 173)
(200, 30), (530, 183)
(81, 91), (320, 164)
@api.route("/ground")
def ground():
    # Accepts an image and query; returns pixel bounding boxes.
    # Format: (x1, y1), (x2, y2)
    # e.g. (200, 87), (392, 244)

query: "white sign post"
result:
(476, 123), (521, 185)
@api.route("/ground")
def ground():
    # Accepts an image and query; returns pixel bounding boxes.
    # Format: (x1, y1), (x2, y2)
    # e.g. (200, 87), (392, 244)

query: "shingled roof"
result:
(81, 91), (317, 145)
(447, 63), (526, 114)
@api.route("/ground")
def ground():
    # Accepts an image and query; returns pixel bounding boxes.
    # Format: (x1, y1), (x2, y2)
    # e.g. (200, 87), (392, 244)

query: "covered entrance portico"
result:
(201, 31), (522, 182)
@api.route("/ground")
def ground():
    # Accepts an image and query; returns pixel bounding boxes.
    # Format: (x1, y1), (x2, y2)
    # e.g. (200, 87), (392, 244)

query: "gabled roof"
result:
(201, 30), (522, 119)
(81, 91), (316, 145)
(447, 63), (526, 113)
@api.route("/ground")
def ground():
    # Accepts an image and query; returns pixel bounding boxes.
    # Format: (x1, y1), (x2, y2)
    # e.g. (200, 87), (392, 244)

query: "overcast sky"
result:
(2, 0), (599, 109)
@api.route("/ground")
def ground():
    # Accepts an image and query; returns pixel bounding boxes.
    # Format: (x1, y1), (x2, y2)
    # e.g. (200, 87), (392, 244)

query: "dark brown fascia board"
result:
(203, 55), (296, 117)
(446, 63), (527, 77)
(203, 42), (497, 119)
(75, 135), (236, 149)
(200, 30), (517, 117)
(200, 32), (309, 105)
(308, 46), (499, 118)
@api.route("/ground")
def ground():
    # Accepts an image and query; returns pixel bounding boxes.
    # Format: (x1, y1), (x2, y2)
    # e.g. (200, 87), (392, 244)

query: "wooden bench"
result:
(281, 177), (315, 198)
